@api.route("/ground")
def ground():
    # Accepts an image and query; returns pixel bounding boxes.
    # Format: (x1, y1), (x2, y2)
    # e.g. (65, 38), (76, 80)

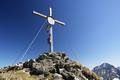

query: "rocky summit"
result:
(0, 52), (100, 80)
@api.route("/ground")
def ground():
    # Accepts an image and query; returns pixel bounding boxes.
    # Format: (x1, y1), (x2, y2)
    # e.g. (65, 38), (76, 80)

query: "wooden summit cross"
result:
(33, 8), (65, 52)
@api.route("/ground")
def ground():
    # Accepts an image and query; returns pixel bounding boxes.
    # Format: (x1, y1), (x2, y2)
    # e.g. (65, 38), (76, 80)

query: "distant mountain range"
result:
(93, 63), (120, 80)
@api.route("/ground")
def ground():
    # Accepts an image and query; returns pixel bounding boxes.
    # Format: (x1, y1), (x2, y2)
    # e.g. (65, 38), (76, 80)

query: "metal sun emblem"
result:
(47, 17), (55, 25)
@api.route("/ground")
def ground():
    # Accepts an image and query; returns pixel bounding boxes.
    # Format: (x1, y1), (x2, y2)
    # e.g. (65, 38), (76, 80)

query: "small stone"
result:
(53, 73), (63, 80)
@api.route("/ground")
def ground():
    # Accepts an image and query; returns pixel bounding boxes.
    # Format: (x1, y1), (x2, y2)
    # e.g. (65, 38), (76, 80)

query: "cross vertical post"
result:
(49, 8), (53, 52)
(49, 27), (53, 52)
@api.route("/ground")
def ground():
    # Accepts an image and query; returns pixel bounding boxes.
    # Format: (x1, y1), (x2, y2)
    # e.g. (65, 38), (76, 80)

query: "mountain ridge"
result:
(93, 63), (120, 80)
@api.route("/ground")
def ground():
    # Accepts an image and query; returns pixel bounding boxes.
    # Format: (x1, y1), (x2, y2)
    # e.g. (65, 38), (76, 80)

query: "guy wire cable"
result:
(6, 20), (47, 80)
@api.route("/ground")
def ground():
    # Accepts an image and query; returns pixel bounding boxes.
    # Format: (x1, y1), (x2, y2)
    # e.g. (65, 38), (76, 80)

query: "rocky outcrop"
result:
(0, 52), (100, 80)
(117, 67), (120, 71)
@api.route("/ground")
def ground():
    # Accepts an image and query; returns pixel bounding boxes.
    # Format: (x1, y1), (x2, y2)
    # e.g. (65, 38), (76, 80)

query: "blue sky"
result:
(0, 0), (120, 68)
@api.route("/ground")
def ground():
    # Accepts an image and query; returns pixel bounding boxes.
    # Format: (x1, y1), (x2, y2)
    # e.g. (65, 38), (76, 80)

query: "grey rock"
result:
(30, 59), (55, 75)
(53, 73), (63, 80)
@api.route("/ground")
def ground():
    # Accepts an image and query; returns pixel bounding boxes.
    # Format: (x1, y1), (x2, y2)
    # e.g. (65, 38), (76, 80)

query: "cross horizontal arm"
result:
(33, 11), (47, 18)
(55, 19), (65, 26)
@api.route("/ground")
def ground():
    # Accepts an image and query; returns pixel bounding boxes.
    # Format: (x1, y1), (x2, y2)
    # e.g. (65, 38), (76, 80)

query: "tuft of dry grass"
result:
(0, 70), (37, 80)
